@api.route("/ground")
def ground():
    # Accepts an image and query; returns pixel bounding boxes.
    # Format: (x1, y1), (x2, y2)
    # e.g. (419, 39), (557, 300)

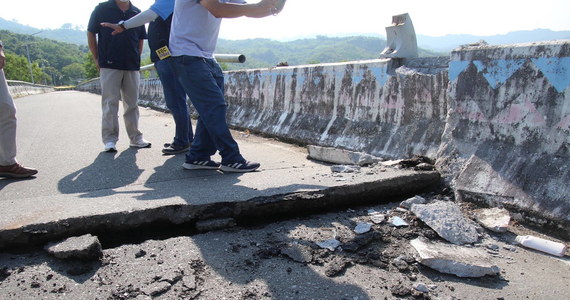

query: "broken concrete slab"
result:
(411, 201), (480, 244)
(410, 238), (500, 278)
(1, 168), (440, 250)
(44, 234), (102, 260)
(307, 145), (380, 166)
(474, 207), (511, 233)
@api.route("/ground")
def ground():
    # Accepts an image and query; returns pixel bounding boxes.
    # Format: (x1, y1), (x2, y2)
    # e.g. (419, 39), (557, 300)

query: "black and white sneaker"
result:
(182, 160), (221, 170)
(220, 160), (260, 173)
(162, 144), (190, 155)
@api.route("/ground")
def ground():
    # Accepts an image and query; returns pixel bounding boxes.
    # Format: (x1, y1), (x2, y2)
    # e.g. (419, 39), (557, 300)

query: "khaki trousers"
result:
(0, 69), (17, 166)
(99, 68), (143, 145)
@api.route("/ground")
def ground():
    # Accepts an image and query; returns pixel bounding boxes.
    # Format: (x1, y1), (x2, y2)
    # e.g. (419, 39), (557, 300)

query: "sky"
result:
(1, 0), (569, 40)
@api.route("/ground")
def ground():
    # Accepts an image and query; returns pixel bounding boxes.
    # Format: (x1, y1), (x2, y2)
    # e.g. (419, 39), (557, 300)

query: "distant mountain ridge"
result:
(417, 29), (570, 52)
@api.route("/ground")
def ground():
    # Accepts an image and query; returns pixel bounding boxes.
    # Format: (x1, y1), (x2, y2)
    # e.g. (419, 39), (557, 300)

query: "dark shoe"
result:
(0, 163), (38, 178)
(162, 144), (190, 155)
(220, 160), (260, 173)
(182, 160), (221, 170)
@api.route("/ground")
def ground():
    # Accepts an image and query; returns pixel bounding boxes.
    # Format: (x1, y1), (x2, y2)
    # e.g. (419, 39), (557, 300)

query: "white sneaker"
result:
(104, 142), (117, 152)
(130, 138), (151, 148)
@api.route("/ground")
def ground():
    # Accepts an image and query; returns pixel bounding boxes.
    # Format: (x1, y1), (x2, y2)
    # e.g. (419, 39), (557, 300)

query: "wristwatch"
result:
(118, 20), (126, 30)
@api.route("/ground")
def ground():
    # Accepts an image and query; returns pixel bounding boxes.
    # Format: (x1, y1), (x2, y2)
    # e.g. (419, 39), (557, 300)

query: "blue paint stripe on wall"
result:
(532, 57), (570, 93)
(473, 59), (526, 89)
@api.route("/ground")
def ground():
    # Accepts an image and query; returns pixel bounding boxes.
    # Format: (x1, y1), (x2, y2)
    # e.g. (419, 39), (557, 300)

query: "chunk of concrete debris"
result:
(474, 207), (510, 233)
(410, 238), (500, 278)
(316, 239), (341, 251)
(400, 195), (427, 209)
(413, 283), (430, 293)
(411, 201), (480, 244)
(44, 234), (102, 260)
(354, 222), (372, 234)
(330, 165), (361, 173)
(389, 216), (409, 227)
(369, 213), (386, 224)
(380, 160), (402, 167)
(307, 145), (380, 166)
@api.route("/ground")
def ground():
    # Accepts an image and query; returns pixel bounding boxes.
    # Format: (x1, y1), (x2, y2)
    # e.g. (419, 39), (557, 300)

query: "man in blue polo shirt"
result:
(87, 0), (151, 152)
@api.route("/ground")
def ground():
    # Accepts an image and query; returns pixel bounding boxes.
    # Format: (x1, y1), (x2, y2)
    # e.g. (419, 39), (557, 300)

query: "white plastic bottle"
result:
(515, 235), (567, 257)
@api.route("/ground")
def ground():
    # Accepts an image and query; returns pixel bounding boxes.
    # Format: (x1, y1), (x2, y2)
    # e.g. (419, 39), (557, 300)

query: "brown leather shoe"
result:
(0, 163), (38, 178)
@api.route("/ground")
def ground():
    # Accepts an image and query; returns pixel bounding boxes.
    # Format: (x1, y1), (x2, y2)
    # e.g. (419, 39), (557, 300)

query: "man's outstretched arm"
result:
(200, 0), (285, 19)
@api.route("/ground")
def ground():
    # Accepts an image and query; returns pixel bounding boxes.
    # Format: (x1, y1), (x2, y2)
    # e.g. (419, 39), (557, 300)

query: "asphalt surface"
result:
(0, 91), (439, 249)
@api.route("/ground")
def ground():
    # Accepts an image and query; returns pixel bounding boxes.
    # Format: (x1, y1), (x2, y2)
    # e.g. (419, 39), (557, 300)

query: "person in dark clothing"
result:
(101, 0), (194, 155)
(88, 0), (151, 152)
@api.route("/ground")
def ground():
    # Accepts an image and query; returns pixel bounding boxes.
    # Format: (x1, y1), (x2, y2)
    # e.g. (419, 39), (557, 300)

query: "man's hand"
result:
(100, 22), (125, 35)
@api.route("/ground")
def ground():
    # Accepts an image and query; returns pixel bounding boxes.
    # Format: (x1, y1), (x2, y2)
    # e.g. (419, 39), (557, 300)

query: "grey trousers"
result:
(0, 69), (17, 166)
(99, 68), (143, 145)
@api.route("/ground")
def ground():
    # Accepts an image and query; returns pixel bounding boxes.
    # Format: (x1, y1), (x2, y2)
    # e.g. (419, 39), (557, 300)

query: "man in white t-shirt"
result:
(169, 0), (285, 173)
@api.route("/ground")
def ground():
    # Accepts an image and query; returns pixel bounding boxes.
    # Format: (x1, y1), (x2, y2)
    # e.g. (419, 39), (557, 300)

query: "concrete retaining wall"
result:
(7, 80), (54, 98)
(439, 41), (570, 232)
(74, 40), (570, 236)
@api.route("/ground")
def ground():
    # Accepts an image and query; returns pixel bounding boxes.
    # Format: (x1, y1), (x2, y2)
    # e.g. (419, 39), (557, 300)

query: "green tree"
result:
(84, 52), (98, 80)
(62, 63), (86, 85)
(3, 52), (32, 81)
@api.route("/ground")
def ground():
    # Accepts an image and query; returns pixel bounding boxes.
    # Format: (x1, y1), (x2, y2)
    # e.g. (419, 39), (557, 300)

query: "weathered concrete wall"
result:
(74, 40), (570, 235)
(438, 41), (570, 231)
(224, 58), (449, 159)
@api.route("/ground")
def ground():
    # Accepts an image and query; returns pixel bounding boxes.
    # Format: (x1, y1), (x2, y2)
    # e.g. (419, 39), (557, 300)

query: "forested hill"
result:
(218, 36), (442, 70)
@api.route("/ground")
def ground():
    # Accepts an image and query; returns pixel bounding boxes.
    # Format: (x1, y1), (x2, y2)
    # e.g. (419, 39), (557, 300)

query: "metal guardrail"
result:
(140, 53), (246, 75)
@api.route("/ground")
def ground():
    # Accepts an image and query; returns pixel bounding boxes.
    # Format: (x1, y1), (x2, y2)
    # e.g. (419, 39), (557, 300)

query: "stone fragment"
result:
(330, 165), (361, 173)
(369, 213), (386, 224)
(44, 234), (102, 260)
(354, 222), (372, 234)
(411, 201), (479, 244)
(316, 239), (341, 251)
(307, 145), (380, 166)
(413, 283), (430, 293)
(400, 195), (427, 209)
(342, 232), (381, 252)
(474, 207), (510, 233)
(410, 238), (500, 278)
(389, 216), (409, 227)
